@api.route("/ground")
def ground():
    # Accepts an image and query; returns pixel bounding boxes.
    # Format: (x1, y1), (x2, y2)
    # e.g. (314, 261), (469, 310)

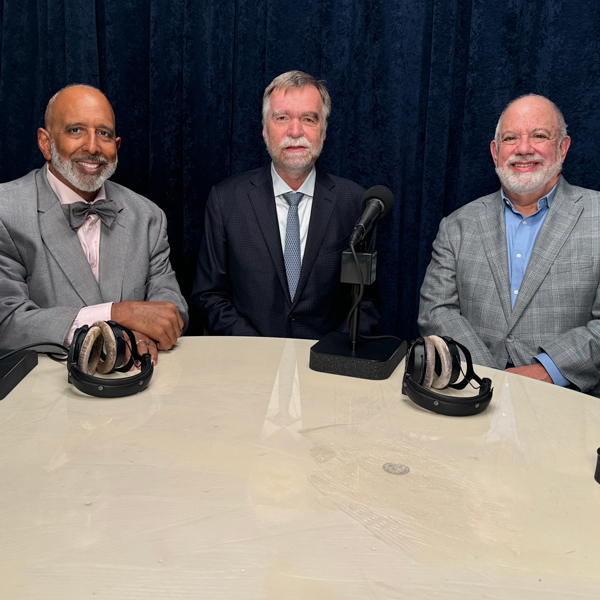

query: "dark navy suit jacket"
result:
(191, 166), (380, 339)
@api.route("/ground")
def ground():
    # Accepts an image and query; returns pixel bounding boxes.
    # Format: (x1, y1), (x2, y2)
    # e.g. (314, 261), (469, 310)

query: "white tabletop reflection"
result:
(1, 336), (599, 599)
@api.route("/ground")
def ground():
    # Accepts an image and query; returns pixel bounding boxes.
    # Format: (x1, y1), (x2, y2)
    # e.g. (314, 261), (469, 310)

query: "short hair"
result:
(44, 83), (115, 130)
(262, 70), (331, 131)
(494, 93), (568, 148)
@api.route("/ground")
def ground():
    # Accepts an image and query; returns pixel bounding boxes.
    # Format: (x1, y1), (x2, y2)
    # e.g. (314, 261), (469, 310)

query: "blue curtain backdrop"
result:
(1, 0), (599, 338)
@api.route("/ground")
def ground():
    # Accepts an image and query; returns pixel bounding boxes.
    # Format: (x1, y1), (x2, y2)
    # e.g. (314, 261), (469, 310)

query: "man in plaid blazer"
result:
(419, 94), (600, 392)
(192, 71), (380, 340)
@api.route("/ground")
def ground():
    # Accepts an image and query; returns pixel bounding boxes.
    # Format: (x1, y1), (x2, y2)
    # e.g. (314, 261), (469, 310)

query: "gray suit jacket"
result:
(0, 168), (188, 349)
(418, 177), (600, 392)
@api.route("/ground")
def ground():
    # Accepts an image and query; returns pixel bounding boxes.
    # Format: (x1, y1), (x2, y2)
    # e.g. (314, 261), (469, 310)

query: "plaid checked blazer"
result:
(418, 177), (600, 392)
(192, 166), (380, 339)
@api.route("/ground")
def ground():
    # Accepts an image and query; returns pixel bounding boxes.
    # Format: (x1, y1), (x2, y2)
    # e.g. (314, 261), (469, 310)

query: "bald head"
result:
(44, 84), (115, 132)
(494, 94), (567, 149)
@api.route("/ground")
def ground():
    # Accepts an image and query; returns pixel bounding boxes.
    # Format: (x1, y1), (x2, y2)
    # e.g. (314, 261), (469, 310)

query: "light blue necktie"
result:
(283, 191), (303, 301)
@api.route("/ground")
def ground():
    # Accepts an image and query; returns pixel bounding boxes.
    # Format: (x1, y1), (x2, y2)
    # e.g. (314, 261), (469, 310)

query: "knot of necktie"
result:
(283, 191), (303, 208)
(62, 199), (118, 230)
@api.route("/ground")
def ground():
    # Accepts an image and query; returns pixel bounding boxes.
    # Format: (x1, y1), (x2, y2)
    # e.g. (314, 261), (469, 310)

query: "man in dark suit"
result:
(192, 71), (380, 339)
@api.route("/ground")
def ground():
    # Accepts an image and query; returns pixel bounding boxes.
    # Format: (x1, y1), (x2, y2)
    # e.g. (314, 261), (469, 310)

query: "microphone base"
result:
(309, 332), (407, 380)
(0, 349), (38, 400)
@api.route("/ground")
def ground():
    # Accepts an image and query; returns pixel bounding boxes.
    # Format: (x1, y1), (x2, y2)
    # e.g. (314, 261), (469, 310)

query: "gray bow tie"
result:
(62, 200), (117, 230)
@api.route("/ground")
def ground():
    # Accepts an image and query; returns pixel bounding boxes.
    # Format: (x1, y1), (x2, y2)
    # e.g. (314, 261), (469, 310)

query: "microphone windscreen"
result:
(362, 185), (394, 216)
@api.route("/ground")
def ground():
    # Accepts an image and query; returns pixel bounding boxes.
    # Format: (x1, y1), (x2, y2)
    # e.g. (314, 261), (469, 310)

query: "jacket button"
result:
(506, 334), (514, 343)
(288, 314), (296, 322)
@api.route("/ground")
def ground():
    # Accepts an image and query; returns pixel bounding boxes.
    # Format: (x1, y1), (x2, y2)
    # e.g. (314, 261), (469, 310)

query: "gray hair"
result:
(494, 93), (568, 149)
(44, 83), (114, 130)
(262, 71), (331, 130)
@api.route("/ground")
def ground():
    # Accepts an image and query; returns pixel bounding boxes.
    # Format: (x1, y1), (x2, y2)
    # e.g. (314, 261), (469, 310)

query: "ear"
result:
(115, 137), (122, 151)
(490, 139), (498, 167)
(37, 128), (52, 161)
(559, 135), (571, 162)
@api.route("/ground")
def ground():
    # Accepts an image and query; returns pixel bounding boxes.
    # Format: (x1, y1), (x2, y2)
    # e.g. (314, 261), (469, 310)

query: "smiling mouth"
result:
(74, 160), (107, 173)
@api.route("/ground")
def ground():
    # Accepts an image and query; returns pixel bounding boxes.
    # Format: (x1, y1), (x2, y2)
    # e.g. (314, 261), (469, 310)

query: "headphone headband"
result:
(402, 336), (493, 416)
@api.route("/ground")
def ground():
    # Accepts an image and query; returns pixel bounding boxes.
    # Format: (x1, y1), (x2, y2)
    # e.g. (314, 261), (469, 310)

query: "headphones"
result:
(67, 320), (153, 397)
(402, 335), (493, 416)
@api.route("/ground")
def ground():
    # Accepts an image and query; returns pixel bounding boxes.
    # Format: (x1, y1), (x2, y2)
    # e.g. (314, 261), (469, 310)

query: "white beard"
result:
(265, 133), (323, 174)
(50, 140), (118, 192)
(495, 153), (562, 196)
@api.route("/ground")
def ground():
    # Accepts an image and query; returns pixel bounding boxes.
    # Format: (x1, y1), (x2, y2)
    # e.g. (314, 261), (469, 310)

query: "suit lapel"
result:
(36, 169), (103, 306)
(293, 170), (336, 307)
(98, 182), (128, 303)
(508, 178), (584, 328)
(248, 167), (290, 299)
(477, 191), (512, 323)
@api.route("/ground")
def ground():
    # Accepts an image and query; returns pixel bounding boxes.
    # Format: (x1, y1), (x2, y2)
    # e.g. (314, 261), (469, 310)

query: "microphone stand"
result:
(309, 231), (407, 380)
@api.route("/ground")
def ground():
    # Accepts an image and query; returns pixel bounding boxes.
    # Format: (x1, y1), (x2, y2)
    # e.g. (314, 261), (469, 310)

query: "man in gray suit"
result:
(419, 94), (600, 392)
(0, 84), (187, 363)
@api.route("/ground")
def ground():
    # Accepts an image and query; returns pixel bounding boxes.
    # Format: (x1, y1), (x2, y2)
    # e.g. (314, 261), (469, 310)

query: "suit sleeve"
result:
(190, 186), (259, 336)
(540, 293), (600, 392)
(143, 208), (189, 330)
(418, 216), (497, 367)
(0, 216), (81, 349)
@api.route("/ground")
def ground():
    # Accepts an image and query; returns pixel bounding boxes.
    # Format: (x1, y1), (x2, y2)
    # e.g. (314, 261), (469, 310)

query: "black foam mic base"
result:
(0, 349), (38, 400)
(309, 332), (407, 380)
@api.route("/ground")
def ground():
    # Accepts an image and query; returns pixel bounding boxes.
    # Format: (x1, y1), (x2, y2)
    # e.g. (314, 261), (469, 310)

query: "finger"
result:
(149, 341), (158, 365)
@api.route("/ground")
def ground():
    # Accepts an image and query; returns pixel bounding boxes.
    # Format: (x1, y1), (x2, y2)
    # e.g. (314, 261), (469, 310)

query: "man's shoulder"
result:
(443, 190), (500, 225)
(0, 169), (40, 199)
(558, 178), (600, 205)
(317, 170), (365, 197)
(104, 180), (165, 217)
(212, 167), (269, 193)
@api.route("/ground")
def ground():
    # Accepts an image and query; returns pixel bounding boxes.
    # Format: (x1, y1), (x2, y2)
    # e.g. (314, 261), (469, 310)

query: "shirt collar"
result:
(271, 162), (316, 198)
(501, 180), (559, 215)
(46, 163), (106, 205)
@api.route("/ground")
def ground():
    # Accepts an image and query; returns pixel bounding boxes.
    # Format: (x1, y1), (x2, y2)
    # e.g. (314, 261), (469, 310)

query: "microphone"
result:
(349, 185), (394, 247)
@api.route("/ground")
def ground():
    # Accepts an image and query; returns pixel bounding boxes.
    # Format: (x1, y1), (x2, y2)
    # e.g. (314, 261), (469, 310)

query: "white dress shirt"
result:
(271, 163), (316, 261)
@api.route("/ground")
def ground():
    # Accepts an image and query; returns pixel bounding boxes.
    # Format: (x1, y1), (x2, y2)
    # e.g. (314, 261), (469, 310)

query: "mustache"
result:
(505, 154), (546, 166)
(71, 154), (110, 164)
(278, 136), (313, 150)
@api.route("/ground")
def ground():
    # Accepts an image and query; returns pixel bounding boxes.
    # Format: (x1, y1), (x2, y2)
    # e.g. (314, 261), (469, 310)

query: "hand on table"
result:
(111, 301), (183, 350)
(505, 362), (554, 384)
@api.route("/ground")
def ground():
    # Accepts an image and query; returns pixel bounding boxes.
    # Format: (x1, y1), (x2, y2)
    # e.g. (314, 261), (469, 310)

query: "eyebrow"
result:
(271, 110), (320, 120)
(501, 127), (553, 137)
(64, 121), (115, 134)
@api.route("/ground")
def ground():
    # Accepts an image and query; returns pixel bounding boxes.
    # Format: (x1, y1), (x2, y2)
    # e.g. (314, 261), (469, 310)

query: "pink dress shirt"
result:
(46, 166), (113, 344)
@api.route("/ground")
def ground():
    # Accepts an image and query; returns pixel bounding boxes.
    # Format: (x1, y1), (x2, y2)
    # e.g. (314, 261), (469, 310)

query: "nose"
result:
(82, 131), (100, 155)
(287, 118), (304, 138)
(514, 134), (534, 156)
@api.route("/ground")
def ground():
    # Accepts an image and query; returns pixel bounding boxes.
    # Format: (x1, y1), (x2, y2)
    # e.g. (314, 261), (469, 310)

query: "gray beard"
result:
(50, 140), (118, 193)
(495, 156), (562, 196)
(265, 133), (323, 174)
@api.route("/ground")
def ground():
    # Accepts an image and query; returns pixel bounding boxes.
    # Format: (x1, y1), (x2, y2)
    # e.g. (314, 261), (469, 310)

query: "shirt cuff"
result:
(64, 303), (114, 346)
(534, 353), (570, 387)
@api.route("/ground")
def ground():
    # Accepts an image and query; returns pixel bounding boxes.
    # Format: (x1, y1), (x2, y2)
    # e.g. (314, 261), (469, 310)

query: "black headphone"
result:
(67, 320), (153, 397)
(402, 335), (493, 416)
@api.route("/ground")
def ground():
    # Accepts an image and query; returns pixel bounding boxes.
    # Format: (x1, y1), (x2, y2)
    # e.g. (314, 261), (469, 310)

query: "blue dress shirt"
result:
(502, 184), (570, 386)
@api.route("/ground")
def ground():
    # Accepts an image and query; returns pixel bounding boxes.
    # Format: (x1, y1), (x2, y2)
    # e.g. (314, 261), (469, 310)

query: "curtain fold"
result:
(1, 0), (599, 338)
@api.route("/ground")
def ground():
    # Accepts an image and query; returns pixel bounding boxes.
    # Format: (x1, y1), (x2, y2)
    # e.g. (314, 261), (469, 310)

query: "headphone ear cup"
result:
(77, 325), (104, 375)
(423, 337), (436, 388)
(93, 320), (118, 374)
(427, 335), (452, 389)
